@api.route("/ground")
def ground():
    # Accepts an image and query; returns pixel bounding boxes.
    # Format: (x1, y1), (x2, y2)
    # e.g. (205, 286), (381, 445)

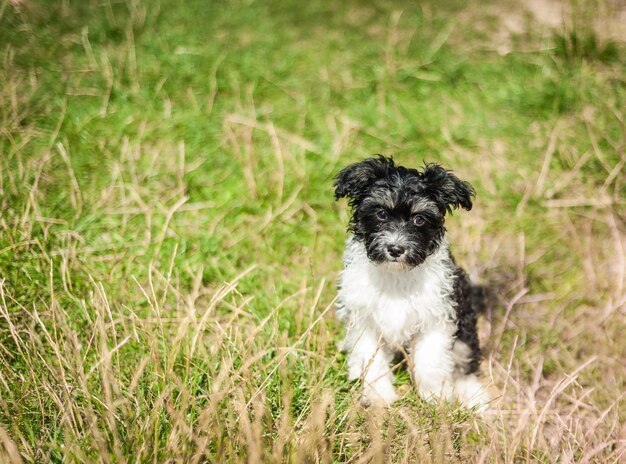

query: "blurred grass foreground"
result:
(1, 0), (625, 462)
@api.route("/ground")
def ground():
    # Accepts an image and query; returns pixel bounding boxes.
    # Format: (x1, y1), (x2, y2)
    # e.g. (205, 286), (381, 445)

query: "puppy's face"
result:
(354, 185), (445, 270)
(335, 156), (474, 270)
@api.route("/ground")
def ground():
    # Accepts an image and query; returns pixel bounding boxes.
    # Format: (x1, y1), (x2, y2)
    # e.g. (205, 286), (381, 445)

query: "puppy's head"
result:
(334, 155), (474, 270)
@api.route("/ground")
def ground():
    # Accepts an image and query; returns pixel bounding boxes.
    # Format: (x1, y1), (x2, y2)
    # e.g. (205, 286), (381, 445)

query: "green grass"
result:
(1, 0), (625, 462)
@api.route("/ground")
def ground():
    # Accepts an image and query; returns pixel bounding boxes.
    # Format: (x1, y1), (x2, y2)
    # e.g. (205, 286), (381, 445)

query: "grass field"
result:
(1, 0), (625, 462)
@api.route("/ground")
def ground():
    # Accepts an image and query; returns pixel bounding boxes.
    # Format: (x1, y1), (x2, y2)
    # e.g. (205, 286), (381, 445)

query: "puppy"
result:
(334, 155), (489, 410)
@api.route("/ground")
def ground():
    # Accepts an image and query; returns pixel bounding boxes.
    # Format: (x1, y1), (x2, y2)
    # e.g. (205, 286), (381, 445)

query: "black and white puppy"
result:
(334, 155), (489, 410)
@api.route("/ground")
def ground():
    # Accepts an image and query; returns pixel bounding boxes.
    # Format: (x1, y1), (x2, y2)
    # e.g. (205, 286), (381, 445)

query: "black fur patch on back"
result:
(452, 267), (482, 374)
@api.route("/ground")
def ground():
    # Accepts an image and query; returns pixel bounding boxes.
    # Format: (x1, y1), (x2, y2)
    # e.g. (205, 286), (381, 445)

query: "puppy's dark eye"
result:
(412, 215), (426, 227)
(376, 209), (388, 220)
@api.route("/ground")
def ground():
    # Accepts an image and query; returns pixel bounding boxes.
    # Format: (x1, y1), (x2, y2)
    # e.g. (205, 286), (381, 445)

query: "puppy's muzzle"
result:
(386, 244), (405, 259)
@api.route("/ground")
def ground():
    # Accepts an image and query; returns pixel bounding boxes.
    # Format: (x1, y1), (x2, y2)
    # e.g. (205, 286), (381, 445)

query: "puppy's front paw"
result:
(454, 375), (490, 414)
(417, 382), (454, 403)
(361, 380), (399, 408)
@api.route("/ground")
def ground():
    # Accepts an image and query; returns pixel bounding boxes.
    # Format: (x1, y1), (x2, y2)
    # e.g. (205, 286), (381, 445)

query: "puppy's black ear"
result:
(334, 155), (394, 202)
(421, 163), (475, 213)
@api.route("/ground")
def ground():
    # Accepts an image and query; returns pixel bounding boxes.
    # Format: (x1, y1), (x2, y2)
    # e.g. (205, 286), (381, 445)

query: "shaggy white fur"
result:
(337, 237), (489, 410)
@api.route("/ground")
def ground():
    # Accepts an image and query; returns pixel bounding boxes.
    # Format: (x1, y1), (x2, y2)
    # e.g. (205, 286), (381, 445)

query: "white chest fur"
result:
(337, 238), (457, 346)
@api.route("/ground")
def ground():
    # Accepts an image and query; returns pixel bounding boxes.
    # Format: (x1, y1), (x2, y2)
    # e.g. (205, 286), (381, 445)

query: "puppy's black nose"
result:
(387, 244), (405, 258)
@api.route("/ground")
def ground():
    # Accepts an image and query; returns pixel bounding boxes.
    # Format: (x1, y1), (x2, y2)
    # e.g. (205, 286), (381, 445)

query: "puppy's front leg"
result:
(411, 328), (456, 401)
(344, 327), (398, 407)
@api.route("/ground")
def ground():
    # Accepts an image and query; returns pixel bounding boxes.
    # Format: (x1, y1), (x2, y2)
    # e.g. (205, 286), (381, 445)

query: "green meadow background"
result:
(0, 0), (624, 462)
